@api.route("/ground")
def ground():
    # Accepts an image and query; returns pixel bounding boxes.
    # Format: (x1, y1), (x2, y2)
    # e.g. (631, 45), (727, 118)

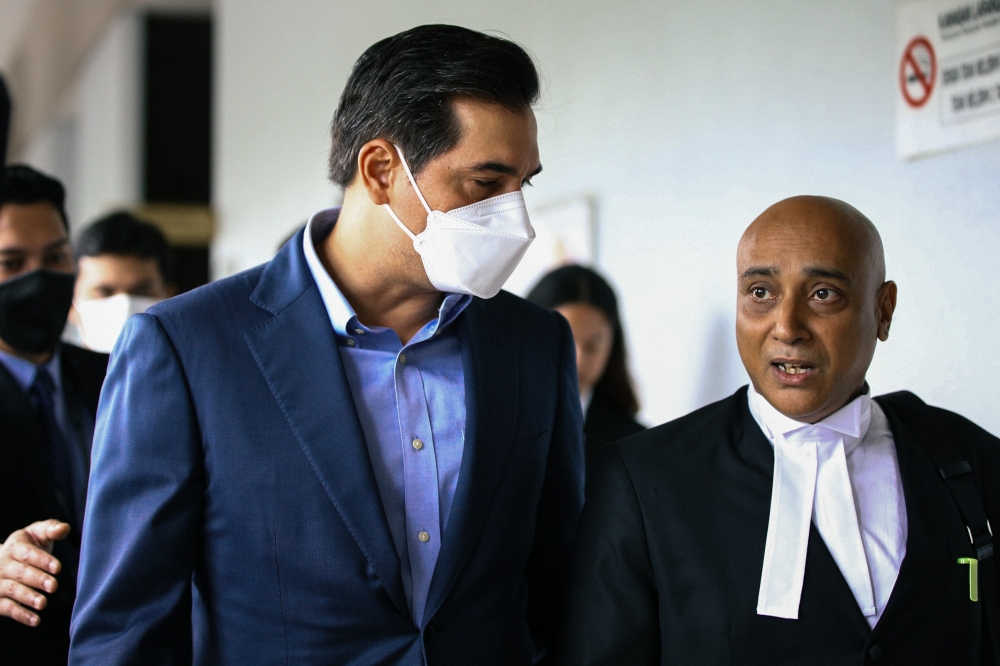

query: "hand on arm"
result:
(0, 520), (69, 626)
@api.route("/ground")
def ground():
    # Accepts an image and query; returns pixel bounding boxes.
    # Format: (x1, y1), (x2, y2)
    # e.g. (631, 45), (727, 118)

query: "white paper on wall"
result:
(503, 196), (595, 297)
(896, 0), (1000, 159)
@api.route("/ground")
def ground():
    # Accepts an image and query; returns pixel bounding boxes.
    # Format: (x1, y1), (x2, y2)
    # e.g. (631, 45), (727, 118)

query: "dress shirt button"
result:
(868, 644), (883, 663)
(399, 353), (407, 364)
(345, 338), (356, 347)
(418, 531), (430, 543)
(412, 438), (424, 451)
(354, 328), (365, 335)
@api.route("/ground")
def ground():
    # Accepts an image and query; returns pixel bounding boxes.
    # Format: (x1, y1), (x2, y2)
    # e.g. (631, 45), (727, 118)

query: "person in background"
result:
(67, 211), (175, 353)
(527, 264), (643, 480)
(0, 164), (108, 665)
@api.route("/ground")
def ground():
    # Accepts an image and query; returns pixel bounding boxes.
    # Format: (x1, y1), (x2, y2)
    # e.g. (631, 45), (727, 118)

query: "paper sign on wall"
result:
(896, 0), (1000, 159)
(503, 197), (595, 297)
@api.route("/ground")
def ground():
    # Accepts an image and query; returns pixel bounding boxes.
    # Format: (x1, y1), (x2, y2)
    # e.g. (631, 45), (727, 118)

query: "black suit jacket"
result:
(0, 344), (108, 665)
(582, 396), (644, 484)
(561, 386), (1000, 665)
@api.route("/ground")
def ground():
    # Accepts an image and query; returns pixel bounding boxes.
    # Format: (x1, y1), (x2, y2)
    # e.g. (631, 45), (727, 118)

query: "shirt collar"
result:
(747, 382), (872, 453)
(302, 207), (471, 339)
(0, 346), (62, 395)
(580, 388), (594, 415)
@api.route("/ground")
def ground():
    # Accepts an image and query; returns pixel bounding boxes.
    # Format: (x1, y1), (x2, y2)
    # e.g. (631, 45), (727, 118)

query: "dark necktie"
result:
(28, 367), (77, 524)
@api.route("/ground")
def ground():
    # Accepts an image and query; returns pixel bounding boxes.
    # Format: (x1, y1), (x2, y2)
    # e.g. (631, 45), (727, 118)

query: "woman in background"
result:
(527, 265), (644, 481)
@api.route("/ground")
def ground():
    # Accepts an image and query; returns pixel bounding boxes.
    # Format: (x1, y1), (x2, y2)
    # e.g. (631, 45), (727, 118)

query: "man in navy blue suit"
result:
(69, 25), (584, 665)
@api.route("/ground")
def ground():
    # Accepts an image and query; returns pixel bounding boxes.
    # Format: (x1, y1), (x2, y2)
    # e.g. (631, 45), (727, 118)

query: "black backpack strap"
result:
(877, 390), (1000, 658)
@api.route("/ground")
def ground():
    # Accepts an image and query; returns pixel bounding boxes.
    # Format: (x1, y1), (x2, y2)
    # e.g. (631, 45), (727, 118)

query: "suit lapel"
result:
(422, 298), (521, 625)
(245, 232), (407, 617)
(0, 362), (67, 522)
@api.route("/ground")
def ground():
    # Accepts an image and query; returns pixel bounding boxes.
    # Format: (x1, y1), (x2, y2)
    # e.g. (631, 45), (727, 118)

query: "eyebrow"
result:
(804, 267), (852, 283)
(740, 265), (852, 283)
(0, 239), (69, 255)
(469, 161), (543, 179)
(741, 266), (777, 279)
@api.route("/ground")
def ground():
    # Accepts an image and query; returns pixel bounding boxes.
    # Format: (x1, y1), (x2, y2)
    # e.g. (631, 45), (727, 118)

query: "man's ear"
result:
(876, 280), (897, 341)
(354, 140), (399, 207)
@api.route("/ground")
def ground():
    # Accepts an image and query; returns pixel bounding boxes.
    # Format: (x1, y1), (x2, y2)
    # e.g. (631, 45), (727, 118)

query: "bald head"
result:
(735, 195), (897, 423)
(739, 196), (885, 288)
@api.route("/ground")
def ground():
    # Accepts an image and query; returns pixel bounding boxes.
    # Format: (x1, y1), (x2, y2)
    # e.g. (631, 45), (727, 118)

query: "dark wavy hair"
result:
(1, 164), (69, 230)
(75, 211), (174, 282)
(328, 24), (540, 187)
(527, 265), (640, 416)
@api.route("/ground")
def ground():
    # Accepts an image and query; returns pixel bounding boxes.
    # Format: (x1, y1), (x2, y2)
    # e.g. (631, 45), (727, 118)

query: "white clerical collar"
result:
(747, 382), (872, 456)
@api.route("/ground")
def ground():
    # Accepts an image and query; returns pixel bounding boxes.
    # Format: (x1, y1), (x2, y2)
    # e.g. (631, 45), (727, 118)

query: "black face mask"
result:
(0, 269), (76, 354)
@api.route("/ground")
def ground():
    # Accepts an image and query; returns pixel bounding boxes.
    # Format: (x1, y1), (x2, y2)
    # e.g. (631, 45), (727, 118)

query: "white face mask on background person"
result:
(74, 293), (161, 353)
(382, 144), (535, 299)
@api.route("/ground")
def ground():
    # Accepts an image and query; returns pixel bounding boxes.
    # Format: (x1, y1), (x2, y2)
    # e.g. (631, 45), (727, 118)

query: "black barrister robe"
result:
(561, 386), (1000, 665)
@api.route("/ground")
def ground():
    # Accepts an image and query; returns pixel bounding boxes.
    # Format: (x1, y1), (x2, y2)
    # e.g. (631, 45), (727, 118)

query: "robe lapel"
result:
(422, 299), (520, 625)
(872, 399), (971, 630)
(245, 234), (407, 618)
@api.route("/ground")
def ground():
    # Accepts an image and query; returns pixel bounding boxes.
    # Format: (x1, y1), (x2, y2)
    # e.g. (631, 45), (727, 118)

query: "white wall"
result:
(215, 0), (1000, 435)
(73, 10), (143, 229)
(21, 3), (215, 232)
(23, 10), (144, 233)
(23, 116), (78, 223)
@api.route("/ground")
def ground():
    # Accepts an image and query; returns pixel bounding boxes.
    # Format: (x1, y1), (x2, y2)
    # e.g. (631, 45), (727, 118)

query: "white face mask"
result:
(74, 293), (161, 353)
(382, 145), (535, 299)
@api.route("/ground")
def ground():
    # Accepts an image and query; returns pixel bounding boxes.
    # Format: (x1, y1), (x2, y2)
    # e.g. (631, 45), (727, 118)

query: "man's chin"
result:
(758, 384), (830, 423)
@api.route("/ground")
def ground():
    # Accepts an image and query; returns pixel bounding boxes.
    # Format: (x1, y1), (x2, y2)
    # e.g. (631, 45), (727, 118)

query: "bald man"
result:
(561, 196), (1000, 665)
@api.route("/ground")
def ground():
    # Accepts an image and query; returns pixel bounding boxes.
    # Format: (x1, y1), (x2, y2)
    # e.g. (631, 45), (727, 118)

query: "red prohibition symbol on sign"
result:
(900, 36), (937, 108)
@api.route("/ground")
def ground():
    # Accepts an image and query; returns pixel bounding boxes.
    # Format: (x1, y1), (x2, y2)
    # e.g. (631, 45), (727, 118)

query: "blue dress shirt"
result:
(0, 346), (92, 523)
(303, 208), (471, 628)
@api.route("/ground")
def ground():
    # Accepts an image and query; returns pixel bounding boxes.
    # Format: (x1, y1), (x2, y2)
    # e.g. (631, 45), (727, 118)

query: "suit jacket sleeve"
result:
(70, 313), (204, 664)
(525, 313), (586, 662)
(558, 444), (659, 666)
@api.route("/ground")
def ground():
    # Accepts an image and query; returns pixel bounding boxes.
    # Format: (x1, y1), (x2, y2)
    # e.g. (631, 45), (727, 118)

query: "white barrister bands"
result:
(749, 384), (877, 621)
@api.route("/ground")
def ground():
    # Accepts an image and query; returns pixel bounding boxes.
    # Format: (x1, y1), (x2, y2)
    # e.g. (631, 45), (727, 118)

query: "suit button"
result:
(868, 644), (883, 662)
(425, 623), (441, 642)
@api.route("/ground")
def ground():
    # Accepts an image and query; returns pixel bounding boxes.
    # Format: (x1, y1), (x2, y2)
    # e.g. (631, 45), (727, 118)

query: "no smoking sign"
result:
(896, 0), (1000, 159)
(900, 36), (936, 108)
